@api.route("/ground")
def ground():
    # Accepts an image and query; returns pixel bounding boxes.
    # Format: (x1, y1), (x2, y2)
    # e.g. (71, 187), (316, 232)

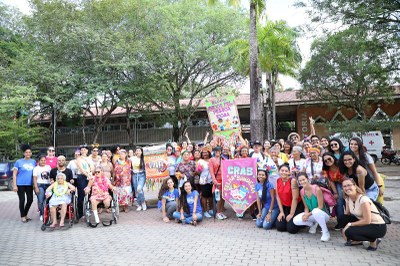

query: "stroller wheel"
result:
(41, 224), (46, 231)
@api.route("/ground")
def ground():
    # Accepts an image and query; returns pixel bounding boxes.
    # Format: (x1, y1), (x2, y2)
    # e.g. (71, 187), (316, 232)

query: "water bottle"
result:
(215, 187), (220, 202)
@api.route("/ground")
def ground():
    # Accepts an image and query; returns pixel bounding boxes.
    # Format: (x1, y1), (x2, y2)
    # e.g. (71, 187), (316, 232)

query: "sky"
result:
(1, 0), (312, 90)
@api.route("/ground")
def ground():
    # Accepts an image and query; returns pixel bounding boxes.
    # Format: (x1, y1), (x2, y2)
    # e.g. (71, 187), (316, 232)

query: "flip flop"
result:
(344, 241), (363, 246)
(367, 239), (382, 251)
(26, 217), (32, 222)
(21, 219), (28, 223)
(49, 225), (56, 231)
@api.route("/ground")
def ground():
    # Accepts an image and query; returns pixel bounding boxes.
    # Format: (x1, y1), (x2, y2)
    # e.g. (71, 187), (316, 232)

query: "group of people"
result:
(12, 129), (388, 250)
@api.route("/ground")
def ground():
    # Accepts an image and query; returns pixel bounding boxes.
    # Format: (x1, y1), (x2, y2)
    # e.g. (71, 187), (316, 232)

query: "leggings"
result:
(17, 185), (33, 218)
(276, 203), (304, 234)
(76, 174), (88, 219)
(338, 215), (387, 242)
(293, 208), (330, 233)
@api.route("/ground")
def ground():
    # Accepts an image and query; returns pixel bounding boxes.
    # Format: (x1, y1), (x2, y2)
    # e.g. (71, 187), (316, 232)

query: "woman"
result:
(76, 144), (93, 220)
(88, 145), (101, 166)
(293, 172), (330, 241)
(12, 145), (36, 223)
(305, 148), (324, 184)
(84, 167), (116, 224)
(192, 149), (202, 191)
(338, 178), (386, 251)
(328, 138), (345, 160)
(45, 173), (76, 229)
(288, 132), (301, 145)
(131, 147), (147, 211)
(45, 146), (57, 169)
(175, 150), (196, 188)
(349, 137), (384, 200)
(67, 149), (81, 183)
(209, 146), (226, 220)
(302, 140), (312, 158)
(197, 148), (213, 218)
(113, 149), (133, 212)
(99, 152), (113, 181)
(172, 181), (203, 225)
(158, 177), (179, 222)
(322, 152), (343, 227)
(255, 169), (279, 230)
(339, 151), (379, 201)
(288, 146), (306, 178)
(320, 136), (330, 151)
(33, 155), (51, 221)
(275, 164), (303, 234)
(281, 140), (293, 164)
(263, 140), (271, 157)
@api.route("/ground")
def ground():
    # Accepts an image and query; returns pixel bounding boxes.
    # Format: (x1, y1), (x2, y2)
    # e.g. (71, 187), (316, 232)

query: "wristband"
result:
(378, 185), (383, 188)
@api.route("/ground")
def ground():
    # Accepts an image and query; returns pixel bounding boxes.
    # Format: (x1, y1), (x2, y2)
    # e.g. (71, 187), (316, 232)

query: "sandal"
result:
(21, 219), (28, 223)
(49, 224), (56, 231)
(191, 220), (197, 227)
(367, 239), (381, 251)
(344, 240), (363, 246)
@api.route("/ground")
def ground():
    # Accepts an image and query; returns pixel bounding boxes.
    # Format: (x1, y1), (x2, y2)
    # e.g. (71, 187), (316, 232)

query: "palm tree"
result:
(209, 0), (266, 141)
(228, 20), (302, 139)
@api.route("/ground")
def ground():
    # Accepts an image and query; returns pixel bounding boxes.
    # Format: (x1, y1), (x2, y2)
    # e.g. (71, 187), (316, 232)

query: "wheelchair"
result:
(83, 189), (119, 228)
(41, 192), (77, 231)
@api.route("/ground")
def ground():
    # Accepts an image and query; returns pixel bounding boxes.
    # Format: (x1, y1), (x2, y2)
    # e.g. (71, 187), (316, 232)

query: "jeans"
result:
(172, 211), (203, 224)
(293, 208), (330, 233)
(256, 208), (279, 230)
(132, 172), (146, 204)
(76, 174), (88, 219)
(335, 183), (345, 219)
(37, 184), (50, 216)
(366, 182), (379, 201)
(160, 201), (177, 219)
(17, 185), (33, 218)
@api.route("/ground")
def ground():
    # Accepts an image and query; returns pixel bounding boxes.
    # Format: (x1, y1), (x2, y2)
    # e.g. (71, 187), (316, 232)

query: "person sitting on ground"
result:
(84, 167), (116, 224)
(45, 173), (76, 229)
(255, 169), (279, 230)
(173, 181), (203, 225)
(158, 177), (179, 223)
(338, 178), (387, 251)
(293, 172), (331, 242)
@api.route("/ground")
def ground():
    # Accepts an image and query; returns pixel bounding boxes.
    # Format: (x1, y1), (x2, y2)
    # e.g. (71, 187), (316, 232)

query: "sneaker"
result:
(142, 202), (147, 211)
(216, 213), (224, 220)
(221, 213), (228, 219)
(40, 215), (43, 222)
(321, 231), (330, 242)
(208, 210), (214, 216)
(309, 222), (318, 234)
(251, 214), (257, 221)
(136, 205), (142, 211)
(334, 224), (343, 231)
(236, 213), (244, 219)
(204, 212), (212, 218)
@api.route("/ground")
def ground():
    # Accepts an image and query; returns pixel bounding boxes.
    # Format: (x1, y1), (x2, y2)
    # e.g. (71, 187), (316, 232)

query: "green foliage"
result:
(299, 27), (395, 118)
(324, 120), (400, 135)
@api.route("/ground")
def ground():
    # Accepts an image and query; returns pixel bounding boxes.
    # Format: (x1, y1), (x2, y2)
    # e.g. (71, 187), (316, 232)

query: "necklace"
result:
(96, 176), (108, 192)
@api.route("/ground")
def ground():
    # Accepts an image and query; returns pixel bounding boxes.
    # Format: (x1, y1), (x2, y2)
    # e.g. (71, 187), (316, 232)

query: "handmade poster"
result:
(143, 145), (169, 179)
(221, 158), (257, 215)
(205, 95), (241, 141)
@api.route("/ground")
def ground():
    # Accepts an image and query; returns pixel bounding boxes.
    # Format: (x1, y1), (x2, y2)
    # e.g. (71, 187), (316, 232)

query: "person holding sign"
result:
(255, 169), (279, 230)
(209, 146), (226, 220)
(172, 181), (203, 225)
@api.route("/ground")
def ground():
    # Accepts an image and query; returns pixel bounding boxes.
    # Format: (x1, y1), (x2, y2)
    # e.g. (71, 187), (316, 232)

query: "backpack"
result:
(371, 199), (391, 224)
(301, 184), (337, 207)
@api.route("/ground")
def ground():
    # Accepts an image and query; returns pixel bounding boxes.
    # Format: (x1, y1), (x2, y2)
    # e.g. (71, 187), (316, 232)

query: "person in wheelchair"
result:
(45, 173), (76, 229)
(84, 166), (117, 224)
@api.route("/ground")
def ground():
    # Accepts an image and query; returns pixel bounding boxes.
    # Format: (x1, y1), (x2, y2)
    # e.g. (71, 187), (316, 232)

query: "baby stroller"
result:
(83, 189), (119, 228)
(41, 192), (77, 231)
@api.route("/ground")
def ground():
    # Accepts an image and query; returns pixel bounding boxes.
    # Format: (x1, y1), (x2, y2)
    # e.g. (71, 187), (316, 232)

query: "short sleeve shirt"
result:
(13, 159), (36, 186)
(186, 190), (202, 214)
(255, 181), (278, 210)
(347, 195), (384, 224)
(33, 165), (51, 185)
(158, 188), (180, 209)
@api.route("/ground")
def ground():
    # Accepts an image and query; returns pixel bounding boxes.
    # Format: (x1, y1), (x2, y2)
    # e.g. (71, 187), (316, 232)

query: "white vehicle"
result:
(332, 131), (385, 162)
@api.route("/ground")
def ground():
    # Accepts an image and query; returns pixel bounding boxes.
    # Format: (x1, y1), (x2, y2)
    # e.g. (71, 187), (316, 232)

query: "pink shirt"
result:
(46, 156), (58, 169)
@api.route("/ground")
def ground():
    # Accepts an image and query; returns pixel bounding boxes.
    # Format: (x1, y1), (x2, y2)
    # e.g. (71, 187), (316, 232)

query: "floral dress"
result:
(90, 176), (112, 202)
(175, 160), (196, 187)
(113, 159), (132, 206)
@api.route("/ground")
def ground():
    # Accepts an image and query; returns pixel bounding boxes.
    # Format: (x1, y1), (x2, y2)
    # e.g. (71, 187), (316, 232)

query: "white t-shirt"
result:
(288, 158), (306, 178)
(33, 165), (51, 185)
(67, 160), (79, 179)
(305, 158), (324, 180)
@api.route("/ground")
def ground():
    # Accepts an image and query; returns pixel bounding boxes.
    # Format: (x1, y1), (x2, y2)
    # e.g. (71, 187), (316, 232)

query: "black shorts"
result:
(200, 184), (213, 198)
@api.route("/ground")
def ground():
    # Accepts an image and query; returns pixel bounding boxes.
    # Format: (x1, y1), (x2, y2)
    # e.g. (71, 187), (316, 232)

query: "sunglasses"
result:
(323, 158), (333, 163)
(330, 143), (338, 147)
(48, 149), (55, 152)
(95, 171), (101, 174)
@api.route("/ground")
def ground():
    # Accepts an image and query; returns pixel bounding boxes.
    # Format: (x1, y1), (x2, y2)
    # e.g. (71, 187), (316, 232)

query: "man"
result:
(45, 146), (57, 169)
(50, 155), (73, 184)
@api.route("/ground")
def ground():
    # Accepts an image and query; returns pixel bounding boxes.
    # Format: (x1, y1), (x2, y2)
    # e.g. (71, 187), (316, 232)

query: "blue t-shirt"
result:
(158, 188), (180, 209)
(186, 190), (202, 214)
(13, 159), (36, 186)
(255, 181), (278, 210)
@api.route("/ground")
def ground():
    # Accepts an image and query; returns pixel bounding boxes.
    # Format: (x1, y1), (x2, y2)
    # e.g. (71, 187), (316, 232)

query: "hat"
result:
(253, 140), (262, 146)
(309, 147), (321, 155)
(213, 146), (222, 152)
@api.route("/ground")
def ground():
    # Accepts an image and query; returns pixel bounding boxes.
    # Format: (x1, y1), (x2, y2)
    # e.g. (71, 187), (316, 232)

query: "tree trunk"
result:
(271, 67), (277, 139)
(265, 72), (273, 140)
(249, 1), (263, 142)
(125, 107), (134, 147)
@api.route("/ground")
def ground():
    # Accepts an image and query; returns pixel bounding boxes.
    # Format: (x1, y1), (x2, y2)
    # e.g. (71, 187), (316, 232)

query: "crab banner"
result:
(143, 145), (169, 179)
(205, 95), (241, 142)
(221, 158), (257, 215)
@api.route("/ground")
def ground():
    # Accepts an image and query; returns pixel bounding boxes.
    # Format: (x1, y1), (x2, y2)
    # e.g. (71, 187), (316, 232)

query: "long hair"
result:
(135, 146), (145, 170)
(328, 137), (345, 154)
(350, 137), (369, 168)
(339, 150), (360, 175)
(341, 177), (365, 199)
(257, 169), (269, 204)
(158, 177), (172, 200)
(179, 181), (191, 213)
(284, 140), (293, 154)
(322, 151), (338, 171)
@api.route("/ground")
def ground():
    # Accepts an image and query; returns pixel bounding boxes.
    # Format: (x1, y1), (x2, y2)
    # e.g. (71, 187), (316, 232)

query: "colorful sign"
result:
(143, 145), (169, 179)
(205, 95), (241, 141)
(221, 158), (257, 215)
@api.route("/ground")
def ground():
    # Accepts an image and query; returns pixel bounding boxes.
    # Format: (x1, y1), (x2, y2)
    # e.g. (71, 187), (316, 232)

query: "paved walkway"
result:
(0, 163), (399, 266)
